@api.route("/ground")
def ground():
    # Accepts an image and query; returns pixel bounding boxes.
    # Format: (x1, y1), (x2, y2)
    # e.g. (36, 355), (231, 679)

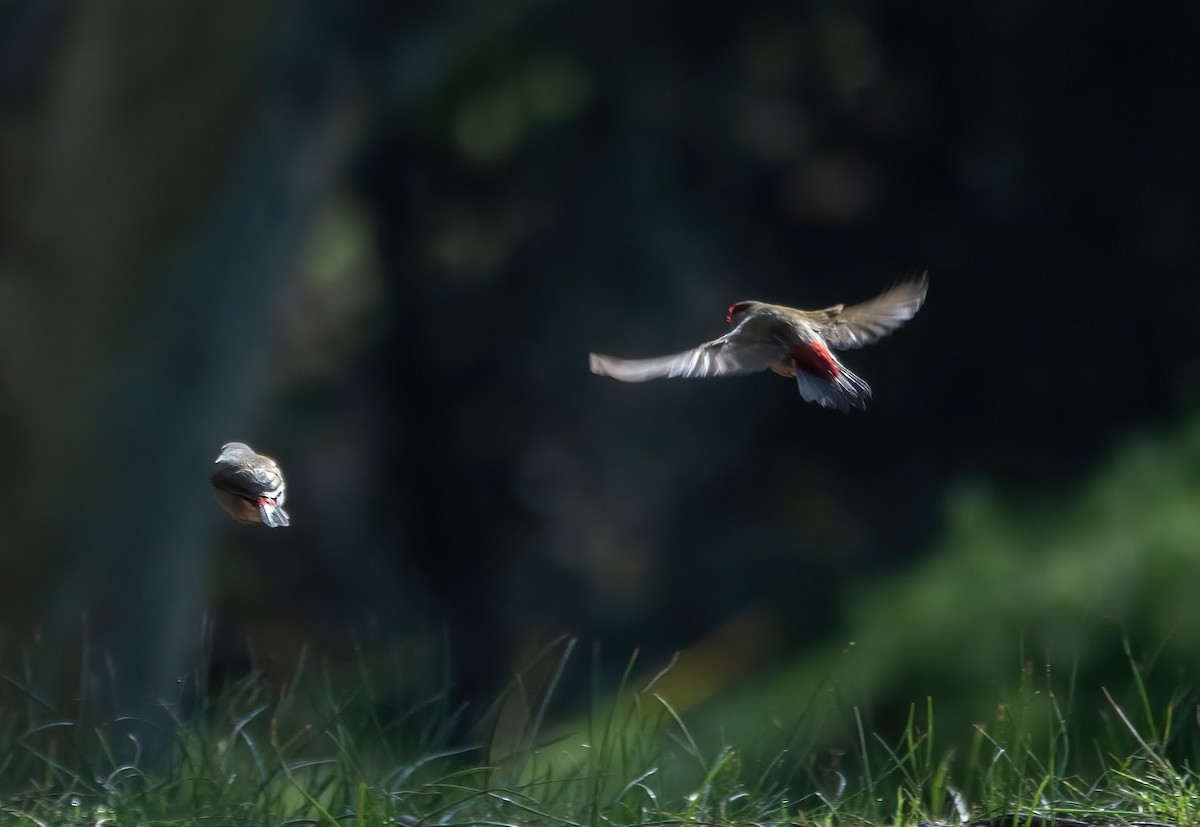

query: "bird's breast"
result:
(770, 361), (796, 379)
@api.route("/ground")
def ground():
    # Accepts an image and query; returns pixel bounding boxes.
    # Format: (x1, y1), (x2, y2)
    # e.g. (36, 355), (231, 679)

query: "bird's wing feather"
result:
(211, 463), (282, 501)
(817, 275), (928, 350)
(589, 315), (788, 382)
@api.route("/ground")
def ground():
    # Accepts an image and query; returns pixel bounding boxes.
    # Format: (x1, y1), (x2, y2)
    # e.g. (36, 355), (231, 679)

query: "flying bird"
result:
(589, 275), (928, 412)
(211, 442), (291, 527)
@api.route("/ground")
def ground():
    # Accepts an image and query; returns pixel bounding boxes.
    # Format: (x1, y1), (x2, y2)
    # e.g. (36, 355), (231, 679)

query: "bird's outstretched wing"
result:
(815, 275), (928, 350)
(589, 315), (788, 382)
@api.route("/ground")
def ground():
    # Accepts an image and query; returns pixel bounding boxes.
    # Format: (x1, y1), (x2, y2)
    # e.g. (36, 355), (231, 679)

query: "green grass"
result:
(9, 416), (1200, 825)
(1, 638), (1199, 826)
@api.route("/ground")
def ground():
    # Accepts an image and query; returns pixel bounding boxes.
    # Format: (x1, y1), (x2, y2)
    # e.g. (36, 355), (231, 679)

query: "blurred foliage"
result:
(681, 412), (1200, 767)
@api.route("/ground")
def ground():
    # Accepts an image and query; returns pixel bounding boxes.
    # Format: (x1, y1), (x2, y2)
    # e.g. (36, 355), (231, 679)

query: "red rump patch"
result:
(790, 341), (840, 380)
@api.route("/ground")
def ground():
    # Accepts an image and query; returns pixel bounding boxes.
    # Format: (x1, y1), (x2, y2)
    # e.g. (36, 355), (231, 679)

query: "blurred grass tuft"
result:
(2, 631), (1200, 825)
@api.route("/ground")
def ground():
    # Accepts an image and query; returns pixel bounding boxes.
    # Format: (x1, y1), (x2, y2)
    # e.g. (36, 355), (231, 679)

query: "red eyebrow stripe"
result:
(727, 301), (754, 323)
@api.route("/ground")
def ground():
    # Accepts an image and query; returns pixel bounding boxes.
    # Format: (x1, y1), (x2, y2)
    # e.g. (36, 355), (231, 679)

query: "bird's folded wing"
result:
(212, 464), (280, 499)
(590, 336), (784, 382)
(818, 275), (928, 350)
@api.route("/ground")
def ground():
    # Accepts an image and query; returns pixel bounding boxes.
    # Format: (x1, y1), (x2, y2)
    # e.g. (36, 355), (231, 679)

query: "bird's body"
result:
(211, 442), (290, 527)
(589, 276), (927, 411)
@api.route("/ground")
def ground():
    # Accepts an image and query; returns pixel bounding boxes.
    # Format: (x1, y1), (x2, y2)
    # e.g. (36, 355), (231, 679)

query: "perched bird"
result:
(589, 275), (927, 412)
(211, 442), (291, 527)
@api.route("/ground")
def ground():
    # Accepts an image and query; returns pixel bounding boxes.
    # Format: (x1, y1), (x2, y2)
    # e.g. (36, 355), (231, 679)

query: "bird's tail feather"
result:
(258, 499), (291, 528)
(794, 364), (871, 412)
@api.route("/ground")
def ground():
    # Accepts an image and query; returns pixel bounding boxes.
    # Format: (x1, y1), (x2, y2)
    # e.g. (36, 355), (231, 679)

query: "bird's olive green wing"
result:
(589, 313), (789, 382)
(211, 462), (281, 501)
(816, 275), (928, 350)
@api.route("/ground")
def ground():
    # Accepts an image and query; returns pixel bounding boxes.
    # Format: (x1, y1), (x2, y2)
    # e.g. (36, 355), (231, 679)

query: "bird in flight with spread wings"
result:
(589, 275), (928, 412)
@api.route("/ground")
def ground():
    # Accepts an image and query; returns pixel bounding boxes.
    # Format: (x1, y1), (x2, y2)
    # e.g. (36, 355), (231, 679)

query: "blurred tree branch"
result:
(0, 0), (357, 724)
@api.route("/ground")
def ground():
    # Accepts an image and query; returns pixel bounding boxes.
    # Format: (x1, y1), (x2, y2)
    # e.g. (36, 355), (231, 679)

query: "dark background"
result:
(1, 0), (1199, 752)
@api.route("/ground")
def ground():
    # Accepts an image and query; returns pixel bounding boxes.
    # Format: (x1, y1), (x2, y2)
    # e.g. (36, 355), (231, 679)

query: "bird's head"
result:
(726, 301), (758, 325)
(215, 442), (253, 464)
